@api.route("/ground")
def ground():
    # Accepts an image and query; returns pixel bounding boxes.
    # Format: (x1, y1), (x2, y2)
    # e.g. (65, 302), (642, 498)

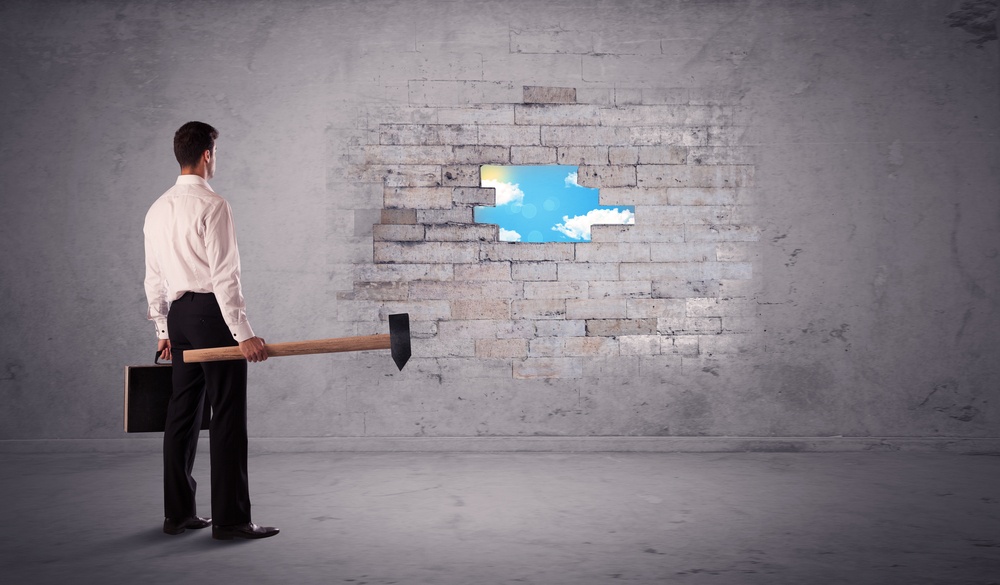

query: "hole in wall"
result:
(473, 165), (635, 243)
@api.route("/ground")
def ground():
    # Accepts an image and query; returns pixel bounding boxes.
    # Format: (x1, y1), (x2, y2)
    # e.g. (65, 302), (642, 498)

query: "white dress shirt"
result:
(144, 175), (255, 342)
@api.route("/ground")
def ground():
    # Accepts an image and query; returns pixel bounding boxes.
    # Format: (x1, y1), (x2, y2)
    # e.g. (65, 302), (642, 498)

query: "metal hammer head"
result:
(389, 313), (411, 371)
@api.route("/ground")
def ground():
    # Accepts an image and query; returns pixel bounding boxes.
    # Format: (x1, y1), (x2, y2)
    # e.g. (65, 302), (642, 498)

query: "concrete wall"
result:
(0, 0), (997, 441)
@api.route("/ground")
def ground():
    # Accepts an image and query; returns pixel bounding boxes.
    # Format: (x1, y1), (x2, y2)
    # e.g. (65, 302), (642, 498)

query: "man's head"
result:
(174, 121), (218, 179)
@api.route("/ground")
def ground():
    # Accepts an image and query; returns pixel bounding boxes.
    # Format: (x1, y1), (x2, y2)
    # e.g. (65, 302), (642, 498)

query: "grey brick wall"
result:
(348, 85), (759, 379)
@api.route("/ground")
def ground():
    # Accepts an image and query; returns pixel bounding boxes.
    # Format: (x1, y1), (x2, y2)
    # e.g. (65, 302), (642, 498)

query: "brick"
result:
(384, 186), (453, 209)
(442, 165), (483, 186)
(566, 298), (627, 319)
(563, 337), (619, 356)
(366, 105), (438, 126)
(380, 124), (478, 146)
(453, 300), (511, 320)
(627, 299), (685, 319)
(626, 262), (705, 280)
(588, 281), (651, 299)
(557, 146), (609, 166)
(659, 317), (723, 335)
(373, 224), (425, 242)
(523, 86), (577, 104)
(542, 126), (632, 147)
(437, 357), (513, 380)
(378, 300), (450, 322)
(417, 208), (474, 224)
(528, 337), (562, 357)
(620, 335), (662, 355)
(426, 224), (498, 242)
(409, 281), (488, 300)
(609, 146), (687, 165)
(476, 339), (528, 359)
(703, 262), (752, 280)
(498, 320), (539, 338)
(686, 298), (758, 317)
(350, 281), (409, 301)
(649, 243), (715, 262)
(599, 187), (664, 205)
(590, 225), (684, 243)
(600, 105), (734, 126)
(511, 146), (557, 164)
(408, 80), (521, 106)
(515, 104), (601, 125)
(437, 105), (515, 125)
(512, 299), (566, 320)
(557, 262), (618, 280)
(687, 147), (754, 165)
(454, 262), (511, 281)
(662, 336), (699, 357)
(512, 262), (557, 281)
(685, 225), (761, 242)
(637, 165), (754, 188)
(452, 145), (510, 164)
(362, 145), (452, 164)
(453, 187), (495, 206)
(651, 280), (720, 299)
(513, 358), (584, 380)
(637, 205), (739, 226)
(355, 264), (453, 282)
(374, 241), (479, 264)
(436, 320), (500, 338)
(667, 188), (743, 206)
(577, 165), (637, 188)
(524, 281), (588, 299)
(575, 242), (649, 263)
(586, 319), (656, 336)
(380, 208), (417, 225)
(481, 242), (575, 262)
(707, 126), (750, 146)
(417, 337), (476, 358)
(357, 165), (440, 187)
(535, 320), (586, 337)
(478, 125), (541, 146)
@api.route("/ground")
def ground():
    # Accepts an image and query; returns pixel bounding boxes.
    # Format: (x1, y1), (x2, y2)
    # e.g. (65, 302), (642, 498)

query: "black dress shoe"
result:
(163, 516), (212, 535)
(212, 522), (280, 540)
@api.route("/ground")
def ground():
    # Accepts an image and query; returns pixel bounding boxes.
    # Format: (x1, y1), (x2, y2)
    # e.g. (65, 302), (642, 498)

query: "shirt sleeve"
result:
(143, 220), (170, 340)
(203, 199), (255, 342)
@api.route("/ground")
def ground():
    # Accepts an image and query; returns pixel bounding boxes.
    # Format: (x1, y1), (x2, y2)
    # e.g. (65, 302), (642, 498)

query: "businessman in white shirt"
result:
(144, 121), (278, 540)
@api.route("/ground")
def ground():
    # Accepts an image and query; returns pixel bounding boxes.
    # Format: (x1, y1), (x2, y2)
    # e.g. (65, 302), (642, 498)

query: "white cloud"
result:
(498, 228), (522, 242)
(564, 172), (579, 188)
(552, 208), (635, 240)
(482, 179), (525, 206)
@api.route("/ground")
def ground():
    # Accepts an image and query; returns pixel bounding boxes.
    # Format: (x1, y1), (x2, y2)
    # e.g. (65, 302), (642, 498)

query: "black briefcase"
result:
(123, 354), (211, 433)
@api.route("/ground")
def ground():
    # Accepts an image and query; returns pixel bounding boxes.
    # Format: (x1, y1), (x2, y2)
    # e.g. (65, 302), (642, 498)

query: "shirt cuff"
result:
(154, 319), (169, 340)
(230, 321), (255, 343)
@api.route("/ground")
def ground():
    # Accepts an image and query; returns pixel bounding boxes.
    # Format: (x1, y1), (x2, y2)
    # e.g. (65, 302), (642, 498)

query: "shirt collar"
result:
(175, 174), (214, 191)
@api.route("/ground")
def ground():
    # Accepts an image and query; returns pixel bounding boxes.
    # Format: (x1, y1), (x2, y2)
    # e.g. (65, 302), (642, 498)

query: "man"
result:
(144, 121), (278, 540)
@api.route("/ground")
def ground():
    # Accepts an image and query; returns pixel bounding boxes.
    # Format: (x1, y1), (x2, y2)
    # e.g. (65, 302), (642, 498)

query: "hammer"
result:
(183, 313), (411, 371)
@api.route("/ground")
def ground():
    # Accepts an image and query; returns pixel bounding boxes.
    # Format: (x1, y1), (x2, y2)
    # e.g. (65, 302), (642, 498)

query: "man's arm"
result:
(203, 199), (267, 362)
(144, 220), (171, 360)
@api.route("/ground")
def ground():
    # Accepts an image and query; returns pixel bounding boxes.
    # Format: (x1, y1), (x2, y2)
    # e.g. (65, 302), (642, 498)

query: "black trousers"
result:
(164, 292), (251, 526)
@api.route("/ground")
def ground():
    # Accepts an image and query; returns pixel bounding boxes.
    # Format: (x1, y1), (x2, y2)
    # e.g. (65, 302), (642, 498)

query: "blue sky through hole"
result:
(473, 165), (635, 243)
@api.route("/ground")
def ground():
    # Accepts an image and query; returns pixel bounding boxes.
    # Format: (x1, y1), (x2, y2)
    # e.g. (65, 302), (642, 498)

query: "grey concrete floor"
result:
(1, 450), (999, 585)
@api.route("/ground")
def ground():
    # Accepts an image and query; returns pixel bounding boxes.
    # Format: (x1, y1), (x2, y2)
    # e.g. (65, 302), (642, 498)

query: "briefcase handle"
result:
(155, 352), (171, 365)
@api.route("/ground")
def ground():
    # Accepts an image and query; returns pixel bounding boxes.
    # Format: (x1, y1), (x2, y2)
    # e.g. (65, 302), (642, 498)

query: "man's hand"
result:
(239, 336), (268, 363)
(157, 339), (172, 362)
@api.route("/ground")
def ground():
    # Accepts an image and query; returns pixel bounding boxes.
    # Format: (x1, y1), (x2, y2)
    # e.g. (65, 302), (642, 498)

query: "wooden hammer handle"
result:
(183, 334), (391, 363)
